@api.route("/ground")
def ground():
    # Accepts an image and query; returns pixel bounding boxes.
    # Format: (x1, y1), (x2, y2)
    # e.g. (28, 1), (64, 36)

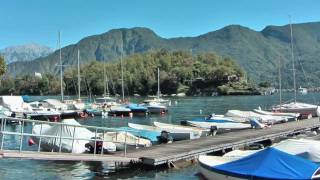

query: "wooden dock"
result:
(124, 117), (320, 166)
(1, 117), (319, 167)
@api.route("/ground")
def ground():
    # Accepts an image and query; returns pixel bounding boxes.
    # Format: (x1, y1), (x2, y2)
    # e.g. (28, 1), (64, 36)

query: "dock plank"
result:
(1, 118), (319, 166)
(123, 118), (320, 165)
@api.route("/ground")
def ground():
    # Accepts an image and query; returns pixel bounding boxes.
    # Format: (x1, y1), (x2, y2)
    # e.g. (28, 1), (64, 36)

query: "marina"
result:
(1, 115), (319, 167)
(1, 2), (320, 178)
(0, 94), (320, 179)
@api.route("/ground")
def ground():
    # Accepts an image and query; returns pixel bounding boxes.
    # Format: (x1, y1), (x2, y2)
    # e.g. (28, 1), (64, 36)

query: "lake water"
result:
(0, 93), (319, 179)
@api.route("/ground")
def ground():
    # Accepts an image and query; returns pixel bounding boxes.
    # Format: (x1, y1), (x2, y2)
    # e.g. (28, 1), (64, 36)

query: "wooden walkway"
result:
(0, 150), (138, 163)
(1, 117), (319, 166)
(123, 118), (320, 166)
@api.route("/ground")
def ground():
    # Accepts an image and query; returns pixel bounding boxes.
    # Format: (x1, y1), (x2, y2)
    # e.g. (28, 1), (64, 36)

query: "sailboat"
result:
(142, 68), (169, 114)
(143, 68), (170, 105)
(272, 18), (320, 117)
(72, 49), (85, 110)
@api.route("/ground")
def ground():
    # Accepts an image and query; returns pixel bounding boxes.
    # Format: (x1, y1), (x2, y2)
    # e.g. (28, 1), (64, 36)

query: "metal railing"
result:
(0, 117), (146, 157)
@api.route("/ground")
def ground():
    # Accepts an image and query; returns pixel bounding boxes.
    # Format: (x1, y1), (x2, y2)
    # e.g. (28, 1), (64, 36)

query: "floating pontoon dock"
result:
(1, 117), (319, 167)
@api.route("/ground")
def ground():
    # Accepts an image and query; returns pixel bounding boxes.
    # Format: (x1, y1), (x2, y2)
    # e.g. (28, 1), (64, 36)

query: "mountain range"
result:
(6, 22), (320, 87)
(0, 44), (53, 64)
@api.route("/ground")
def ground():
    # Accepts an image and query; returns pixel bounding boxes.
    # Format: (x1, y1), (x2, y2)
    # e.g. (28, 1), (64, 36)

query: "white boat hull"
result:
(187, 121), (251, 130)
(199, 165), (244, 180)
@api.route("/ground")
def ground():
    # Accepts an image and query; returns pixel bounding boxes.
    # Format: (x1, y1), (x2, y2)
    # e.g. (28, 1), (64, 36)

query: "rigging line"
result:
(296, 54), (318, 105)
(292, 41), (318, 105)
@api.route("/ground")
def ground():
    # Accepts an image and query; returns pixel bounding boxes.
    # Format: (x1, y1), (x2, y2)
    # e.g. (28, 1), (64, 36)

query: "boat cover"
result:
(42, 99), (68, 110)
(0, 96), (32, 112)
(212, 147), (319, 179)
(32, 119), (95, 153)
(273, 139), (320, 163)
(116, 127), (159, 143)
(125, 103), (147, 110)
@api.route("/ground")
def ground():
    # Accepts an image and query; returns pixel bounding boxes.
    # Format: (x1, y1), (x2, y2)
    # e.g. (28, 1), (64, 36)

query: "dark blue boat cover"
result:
(213, 147), (319, 179)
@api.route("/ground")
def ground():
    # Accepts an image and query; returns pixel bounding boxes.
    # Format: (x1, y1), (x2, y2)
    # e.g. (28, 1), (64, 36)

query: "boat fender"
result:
(79, 112), (86, 118)
(28, 138), (35, 146)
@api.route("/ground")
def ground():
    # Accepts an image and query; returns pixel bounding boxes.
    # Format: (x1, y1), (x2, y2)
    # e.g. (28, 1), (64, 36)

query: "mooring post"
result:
(94, 128), (98, 156)
(19, 120), (25, 152)
(124, 131), (127, 157)
(58, 124), (63, 153)
(37, 123), (43, 152)
(0, 119), (6, 150)
(101, 130), (105, 156)
(71, 126), (76, 153)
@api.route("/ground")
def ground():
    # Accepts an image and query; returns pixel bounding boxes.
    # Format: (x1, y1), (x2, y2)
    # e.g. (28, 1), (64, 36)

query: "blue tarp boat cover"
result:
(116, 127), (159, 143)
(212, 147), (319, 179)
(126, 103), (147, 110)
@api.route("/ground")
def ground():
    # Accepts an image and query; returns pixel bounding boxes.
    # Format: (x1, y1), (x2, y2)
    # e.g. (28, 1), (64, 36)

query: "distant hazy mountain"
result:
(0, 44), (53, 64)
(7, 22), (320, 87)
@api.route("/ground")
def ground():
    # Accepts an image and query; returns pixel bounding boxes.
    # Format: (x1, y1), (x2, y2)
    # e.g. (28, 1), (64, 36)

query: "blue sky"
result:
(1, 0), (320, 49)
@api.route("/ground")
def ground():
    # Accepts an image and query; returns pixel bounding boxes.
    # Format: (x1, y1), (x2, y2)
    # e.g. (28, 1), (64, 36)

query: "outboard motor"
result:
(209, 126), (218, 136)
(10, 112), (16, 118)
(157, 131), (173, 144)
(249, 118), (265, 129)
(180, 120), (188, 126)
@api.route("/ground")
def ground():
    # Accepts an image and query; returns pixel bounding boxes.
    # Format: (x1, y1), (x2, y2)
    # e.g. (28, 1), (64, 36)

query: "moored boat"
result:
(226, 109), (288, 124)
(99, 131), (152, 151)
(128, 122), (197, 141)
(144, 102), (167, 114)
(272, 102), (320, 117)
(31, 119), (116, 153)
(125, 103), (148, 115)
(108, 106), (131, 117)
(253, 107), (299, 120)
(199, 147), (320, 180)
(186, 120), (252, 131)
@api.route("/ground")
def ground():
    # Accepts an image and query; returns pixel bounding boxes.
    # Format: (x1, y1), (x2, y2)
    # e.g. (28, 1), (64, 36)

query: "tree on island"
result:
(0, 55), (6, 76)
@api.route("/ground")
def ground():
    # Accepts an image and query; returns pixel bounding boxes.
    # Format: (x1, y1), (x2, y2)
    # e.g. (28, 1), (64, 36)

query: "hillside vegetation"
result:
(7, 22), (320, 88)
(1, 50), (257, 96)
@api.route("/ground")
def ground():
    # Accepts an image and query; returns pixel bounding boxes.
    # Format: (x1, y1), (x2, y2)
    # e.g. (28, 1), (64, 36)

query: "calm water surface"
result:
(0, 93), (319, 179)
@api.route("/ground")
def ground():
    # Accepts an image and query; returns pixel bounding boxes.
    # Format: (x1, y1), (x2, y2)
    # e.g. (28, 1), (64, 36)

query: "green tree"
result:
(0, 56), (6, 76)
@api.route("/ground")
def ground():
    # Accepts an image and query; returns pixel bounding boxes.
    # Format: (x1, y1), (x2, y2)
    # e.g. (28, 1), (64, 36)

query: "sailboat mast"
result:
(278, 55), (282, 109)
(289, 17), (297, 103)
(77, 49), (81, 101)
(106, 73), (109, 97)
(157, 68), (160, 99)
(59, 31), (64, 101)
(103, 58), (106, 97)
(121, 45), (125, 102)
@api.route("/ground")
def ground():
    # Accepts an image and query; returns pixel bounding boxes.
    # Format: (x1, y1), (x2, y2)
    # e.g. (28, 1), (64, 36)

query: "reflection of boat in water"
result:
(199, 147), (320, 180)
